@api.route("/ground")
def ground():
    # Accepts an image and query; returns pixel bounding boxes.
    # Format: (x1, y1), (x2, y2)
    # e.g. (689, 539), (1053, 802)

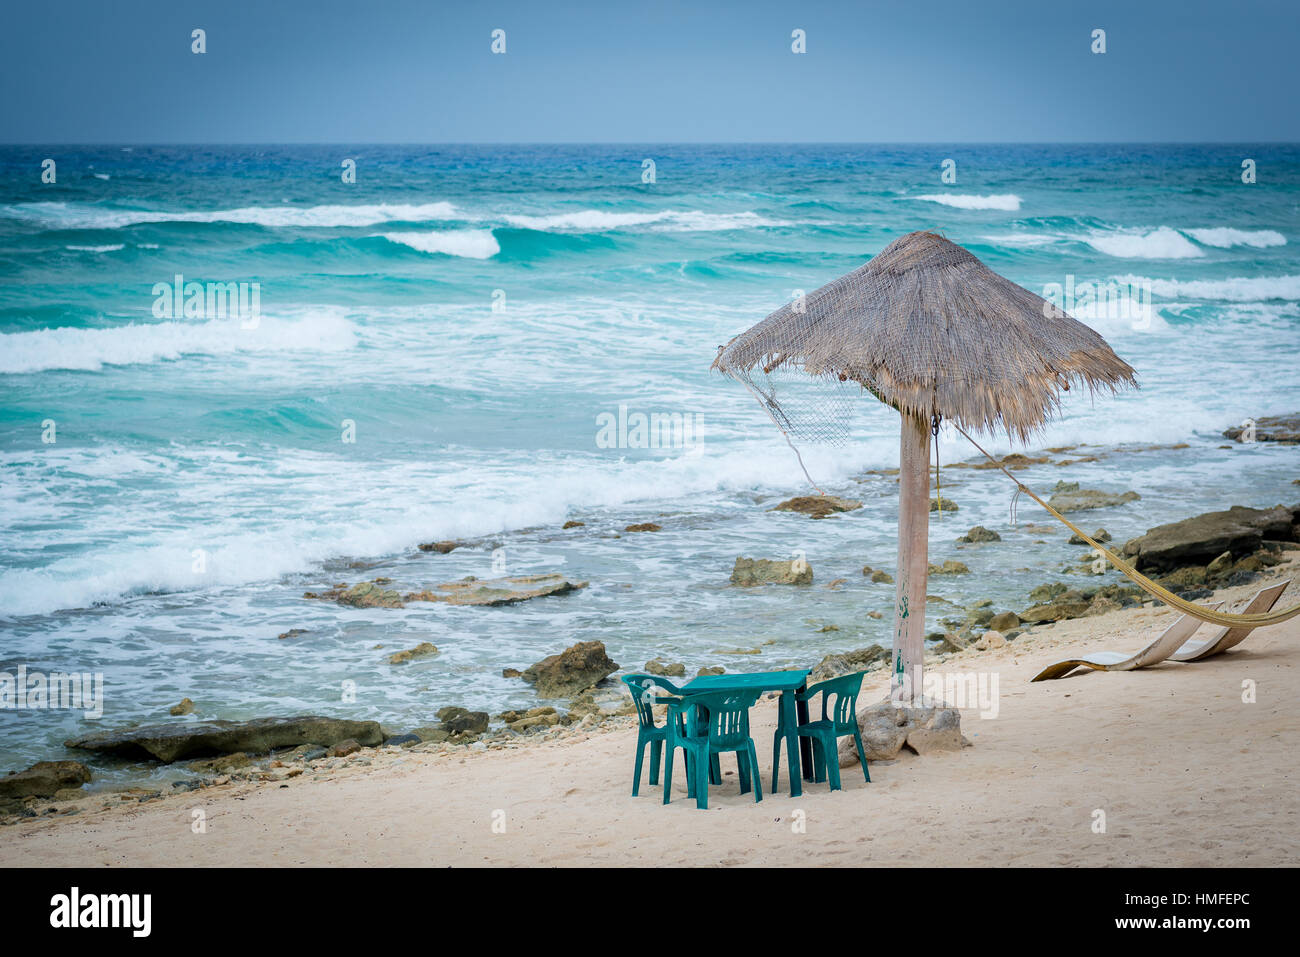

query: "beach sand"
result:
(3, 560), (1298, 868)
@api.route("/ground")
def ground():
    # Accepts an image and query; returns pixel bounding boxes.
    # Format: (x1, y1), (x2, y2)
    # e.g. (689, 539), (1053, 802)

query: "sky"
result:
(1, 0), (1297, 143)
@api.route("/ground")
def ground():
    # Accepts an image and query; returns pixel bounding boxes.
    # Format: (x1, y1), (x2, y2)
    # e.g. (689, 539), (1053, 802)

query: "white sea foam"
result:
(1085, 226), (1203, 259)
(1184, 227), (1287, 249)
(65, 244), (124, 253)
(93, 173), (110, 180)
(502, 209), (789, 232)
(378, 229), (500, 258)
(0, 312), (357, 374)
(913, 193), (1022, 211)
(2, 200), (463, 230)
(1117, 273), (1300, 302)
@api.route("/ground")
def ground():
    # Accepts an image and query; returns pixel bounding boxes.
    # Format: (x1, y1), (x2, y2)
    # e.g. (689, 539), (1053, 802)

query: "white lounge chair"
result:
(1031, 601), (1223, 681)
(1167, 580), (1290, 662)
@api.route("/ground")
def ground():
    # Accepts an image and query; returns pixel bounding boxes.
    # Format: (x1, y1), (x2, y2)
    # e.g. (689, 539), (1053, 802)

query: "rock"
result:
(837, 700), (964, 764)
(1223, 413), (1300, 444)
(306, 580), (405, 608)
(936, 633), (968, 653)
(987, 611), (1020, 632)
(500, 707), (560, 732)
(65, 715), (384, 763)
(930, 498), (959, 512)
(624, 522), (661, 532)
(502, 668), (522, 678)
(809, 645), (888, 681)
(522, 640), (619, 698)
(277, 628), (308, 640)
(169, 697), (196, 716)
(1019, 599), (1091, 623)
(0, 761), (91, 799)
(327, 739), (362, 758)
(862, 566), (894, 584)
(1158, 566), (1207, 588)
(958, 525), (1001, 543)
(404, 574), (589, 607)
(697, 666), (725, 677)
(437, 707), (490, 736)
(1067, 528), (1112, 545)
(387, 641), (439, 664)
(418, 541), (462, 553)
(824, 578), (848, 590)
(928, 560), (970, 575)
(974, 630), (1006, 651)
(1083, 596), (1122, 617)
(191, 752), (251, 774)
(644, 658), (686, 678)
(731, 557), (813, 586)
(1121, 504), (1298, 572)
(562, 520), (585, 529)
(1029, 582), (1068, 602)
(1046, 481), (1140, 513)
(410, 726), (450, 744)
(384, 734), (421, 747)
(771, 495), (863, 519)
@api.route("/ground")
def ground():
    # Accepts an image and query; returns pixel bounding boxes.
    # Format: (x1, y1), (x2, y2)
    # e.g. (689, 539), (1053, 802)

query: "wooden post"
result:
(892, 412), (930, 705)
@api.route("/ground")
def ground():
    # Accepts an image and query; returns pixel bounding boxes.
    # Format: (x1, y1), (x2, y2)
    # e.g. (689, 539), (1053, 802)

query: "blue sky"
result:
(2, 0), (1296, 142)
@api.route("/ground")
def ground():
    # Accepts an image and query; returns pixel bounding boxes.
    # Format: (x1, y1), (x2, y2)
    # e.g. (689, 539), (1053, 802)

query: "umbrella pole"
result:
(892, 412), (930, 705)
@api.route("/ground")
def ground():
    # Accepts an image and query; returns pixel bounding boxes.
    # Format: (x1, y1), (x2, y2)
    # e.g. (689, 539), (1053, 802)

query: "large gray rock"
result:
(838, 700), (964, 764)
(1122, 504), (1298, 572)
(1224, 413), (1300, 444)
(522, 641), (619, 698)
(1046, 481), (1140, 513)
(809, 645), (888, 682)
(0, 760), (91, 799)
(731, 557), (813, 586)
(770, 495), (862, 519)
(65, 715), (384, 763)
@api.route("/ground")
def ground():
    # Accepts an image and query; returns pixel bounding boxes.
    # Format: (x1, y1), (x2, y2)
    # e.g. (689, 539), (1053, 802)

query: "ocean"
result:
(1, 143), (1297, 781)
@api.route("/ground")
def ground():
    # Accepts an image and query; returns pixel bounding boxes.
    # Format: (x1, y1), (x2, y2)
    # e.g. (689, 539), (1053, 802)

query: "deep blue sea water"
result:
(2, 144), (1298, 780)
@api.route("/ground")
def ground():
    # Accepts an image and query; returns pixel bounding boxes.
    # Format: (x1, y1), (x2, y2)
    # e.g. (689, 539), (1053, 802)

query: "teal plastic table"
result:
(679, 669), (814, 797)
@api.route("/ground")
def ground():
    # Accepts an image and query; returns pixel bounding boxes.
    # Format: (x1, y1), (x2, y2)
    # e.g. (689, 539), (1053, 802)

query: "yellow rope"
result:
(953, 425), (1300, 628)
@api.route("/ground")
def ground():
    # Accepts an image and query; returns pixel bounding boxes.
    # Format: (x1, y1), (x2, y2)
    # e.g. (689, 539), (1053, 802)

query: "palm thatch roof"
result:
(711, 230), (1137, 441)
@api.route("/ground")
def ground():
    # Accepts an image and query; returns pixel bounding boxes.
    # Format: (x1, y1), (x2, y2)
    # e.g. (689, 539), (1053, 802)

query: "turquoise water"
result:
(2, 144), (1298, 778)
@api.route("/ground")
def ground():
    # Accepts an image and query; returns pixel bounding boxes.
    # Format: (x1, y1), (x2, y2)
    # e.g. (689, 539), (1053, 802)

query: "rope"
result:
(737, 374), (826, 496)
(953, 424), (1300, 628)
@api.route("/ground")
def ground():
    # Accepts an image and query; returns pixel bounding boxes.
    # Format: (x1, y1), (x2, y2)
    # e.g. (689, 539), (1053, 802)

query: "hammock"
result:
(952, 425), (1300, 629)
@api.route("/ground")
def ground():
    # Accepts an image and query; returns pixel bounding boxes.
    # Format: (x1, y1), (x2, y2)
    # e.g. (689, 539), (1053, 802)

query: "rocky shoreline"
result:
(4, 417), (1297, 824)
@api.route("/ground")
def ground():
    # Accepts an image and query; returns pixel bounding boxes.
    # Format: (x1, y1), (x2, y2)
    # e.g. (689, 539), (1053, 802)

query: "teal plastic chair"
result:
(622, 674), (688, 796)
(772, 671), (869, 792)
(663, 689), (763, 809)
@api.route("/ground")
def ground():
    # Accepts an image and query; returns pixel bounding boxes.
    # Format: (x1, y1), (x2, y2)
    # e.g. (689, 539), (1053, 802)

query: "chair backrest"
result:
(621, 674), (683, 729)
(811, 672), (865, 732)
(689, 690), (760, 749)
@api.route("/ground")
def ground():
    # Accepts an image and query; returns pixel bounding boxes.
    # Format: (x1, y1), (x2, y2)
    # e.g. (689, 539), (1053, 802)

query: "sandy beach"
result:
(4, 556), (1296, 869)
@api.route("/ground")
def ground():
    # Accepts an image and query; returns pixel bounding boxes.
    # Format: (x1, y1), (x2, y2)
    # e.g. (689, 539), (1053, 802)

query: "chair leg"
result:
(649, 738), (662, 786)
(695, 748), (709, 810)
(748, 741), (763, 802)
(771, 728), (783, 793)
(811, 735), (826, 783)
(737, 750), (751, 794)
(662, 745), (673, 805)
(854, 731), (870, 783)
(825, 735), (842, 792)
(709, 754), (721, 786)
(632, 738), (645, 797)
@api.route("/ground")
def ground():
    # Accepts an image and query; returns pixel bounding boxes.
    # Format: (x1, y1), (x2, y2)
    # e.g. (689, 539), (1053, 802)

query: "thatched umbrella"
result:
(712, 230), (1137, 703)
